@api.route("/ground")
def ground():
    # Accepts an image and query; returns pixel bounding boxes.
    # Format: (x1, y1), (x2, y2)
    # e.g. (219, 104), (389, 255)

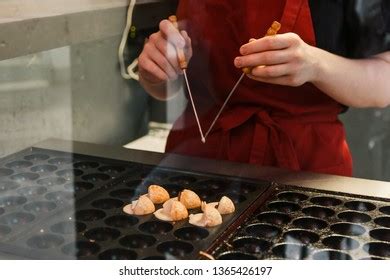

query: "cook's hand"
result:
(234, 33), (319, 87)
(138, 19), (192, 85)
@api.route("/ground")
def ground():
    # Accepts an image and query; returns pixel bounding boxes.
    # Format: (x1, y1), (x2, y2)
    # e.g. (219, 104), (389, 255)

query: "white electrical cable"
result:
(118, 0), (139, 80)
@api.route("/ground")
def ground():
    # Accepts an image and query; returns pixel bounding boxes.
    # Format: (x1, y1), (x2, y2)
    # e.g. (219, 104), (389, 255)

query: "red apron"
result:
(165, 0), (353, 176)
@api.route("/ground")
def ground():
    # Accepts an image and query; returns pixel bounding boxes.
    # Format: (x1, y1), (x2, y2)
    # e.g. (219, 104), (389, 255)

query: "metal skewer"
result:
(169, 16), (206, 143)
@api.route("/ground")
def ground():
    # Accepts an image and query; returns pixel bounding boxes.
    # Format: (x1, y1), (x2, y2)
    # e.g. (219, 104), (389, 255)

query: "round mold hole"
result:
(169, 175), (197, 185)
(163, 184), (181, 197)
(98, 165), (126, 174)
(174, 227), (209, 241)
(322, 235), (360, 250)
(37, 177), (66, 186)
(222, 193), (246, 204)
(0, 196), (27, 208)
(48, 158), (73, 165)
(267, 201), (300, 213)
(312, 250), (352, 260)
(283, 230), (320, 245)
(51, 221), (86, 234)
(92, 198), (123, 210)
(31, 165), (57, 173)
(338, 211), (371, 223)
(73, 161), (99, 169)
(105, 215), (139, 228)
(217, 251), (257, 260)
(196, 179), (227, 191)
(0, 212), (35, 225)
(62, 241), (100, 258)
(360, 257), (385, 260)
(6, 161), (33, 169)
(302, 206), (335, 219)
(64, 182), (94, 192)
(257, 212), (291, 226)
(277, 192), (308, 202)
(56, 169), (83, 180)
(85, 227), (121, 242)
(81, 173), (110, 183)
(363, 242), (390, 258)
(310, 196), (342, 207)
(139, 221), (173, 234)
(143, 256), (166, 260)
(27, 234), (64, 249)
(369, 229), (390, 242)
(330, 223), (366, 236)
(157, 241), (194, 257)
(272, 244), (312, 260)
(10, 172), (39, 182)
(232, 237), (271, 254)
(76, 209), (106, 222)
(126, 179), (143, 189)
(24, 201), (57, 213)
(142, 171), (169, 181)
(379, 206), (390, 215)
(345, 201), (376, 212)
(24, 154), (50, 161)
(374, 216), (390, 228)
(196, 188), (215, 201)
(292, 217), (328, 230)
(0, 181), (20, 192)
(99, 249), (137, 260)
(45, 191), (73, 202)
(109, 189), (135, 200)
(18, 186), (47, 196)
(0, 225), (11, 237)
(120, 234), (156, 249)
(231, 183), (257, 194)
(0, 168), (14, 176)
(245, 223), (281, 239)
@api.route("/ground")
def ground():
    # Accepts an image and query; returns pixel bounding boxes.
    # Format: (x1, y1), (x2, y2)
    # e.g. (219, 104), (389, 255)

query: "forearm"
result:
(312, 49), (390, 108)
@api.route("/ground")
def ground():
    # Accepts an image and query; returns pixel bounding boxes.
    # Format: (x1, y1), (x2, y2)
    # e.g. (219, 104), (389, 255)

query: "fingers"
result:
(240, 33), (299, 55)
(159, 19), (186, 49)
(138, 19), (193, 83)
(234, 50), (292, 68)
(247, 64), (305, 87)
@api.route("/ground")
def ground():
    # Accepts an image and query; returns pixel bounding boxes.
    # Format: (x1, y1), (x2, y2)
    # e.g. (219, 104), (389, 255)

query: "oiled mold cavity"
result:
(374, 217), (390, 228)
(0, 168), (14, 176)
(369, 229), (390, 242)
(51, 221), (86, 234)
(119, 234), (156, 249)
(73, 161), (99, 169)
(302, 206), (335, 219)
(157, 241), (194, 257)
(267, 201), (300, 213)
(338, 211), (371, 223)
(6, 161), (33, 169)
(10, 173), (39, 182)
(18, 186), (47, 196)
(272, 244), (312, 260)
(92, 198), (123, 210)
(85, 227), (121, 242)
(345, 201), (376, 212)
(257, 212), (291, 226)
(312, 250), (352, 260)
(45, 191), (73, 202)
(174, 227), (209, 241)
(99, 249), (137, 260)
(245, 223), (281, 239)
(232, 237), (271, 254)
(0, 181), (20, 192)
(139, 221), (173, 234)
(363, 242), (390, 258)
(24, 154), (50, 161)
(37, 177), (66, 186)
(379, 206), (390, 215)
(292, 217), (327, 230)
(310, 196), (342, 207)
(56, 169), (83, 180)
(82, 173), (110, 183)
(283, 230), (320, 245)
(169, 175), (197, 185)
(31, 165), (57, 173)
(27, 234), (64, 249)
(98, 166), (126, 174)
(24, 201), (56, 213)
(76, 209), (106, 222)
(62, 241), (100, 258)
(48, 158), (73, 165)
(277, 192), (308, 203)
(64, 182), (94, 192)
(0, 196), (27, 208)
(330, 223), (366, 236)
(0, 225), (11, 237)
(322, 235), (360, 250)
(0, 212), (35, 225)
(105, 215), (139, 228)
